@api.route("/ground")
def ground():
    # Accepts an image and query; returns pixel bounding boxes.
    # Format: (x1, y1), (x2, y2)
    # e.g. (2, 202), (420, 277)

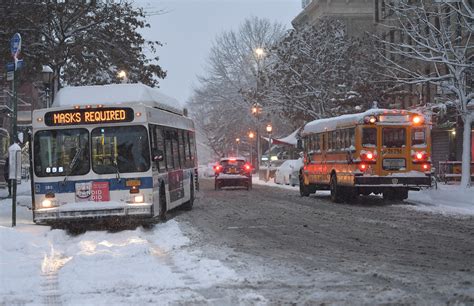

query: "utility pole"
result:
(9, 33), (22, 227)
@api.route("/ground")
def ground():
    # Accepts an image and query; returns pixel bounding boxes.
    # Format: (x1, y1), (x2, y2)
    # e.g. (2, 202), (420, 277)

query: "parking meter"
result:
(8, 143), (21, 180)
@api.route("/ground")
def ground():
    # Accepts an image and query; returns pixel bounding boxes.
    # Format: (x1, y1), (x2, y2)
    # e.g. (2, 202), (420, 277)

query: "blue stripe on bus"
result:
(34, 177), (154, 195)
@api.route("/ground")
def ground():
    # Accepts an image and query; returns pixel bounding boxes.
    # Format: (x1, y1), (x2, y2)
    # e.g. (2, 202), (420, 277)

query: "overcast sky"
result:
(136, 0), (301, 105)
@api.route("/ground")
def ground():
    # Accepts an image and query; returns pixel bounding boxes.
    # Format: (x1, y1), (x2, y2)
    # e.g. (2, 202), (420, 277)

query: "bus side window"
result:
(178, 130), (186, 169)
(349, 128), (355, 150)
(184, 131), (191, 168)
(328, 132), (332, 152)
(362, 127), (377, 147)
(171, 130), (180, 169)
(155, 127), (166, 172)
(164, 130), (174, 170)
(189, 132), (196, 166)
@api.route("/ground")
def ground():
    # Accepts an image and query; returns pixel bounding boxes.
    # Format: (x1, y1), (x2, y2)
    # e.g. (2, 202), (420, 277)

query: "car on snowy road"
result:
(214, 157), (252, 190)
(274, 158), (303, 186)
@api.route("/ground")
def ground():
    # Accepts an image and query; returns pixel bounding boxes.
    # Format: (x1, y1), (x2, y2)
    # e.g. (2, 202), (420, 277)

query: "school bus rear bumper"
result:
(354, 175), (431, 187)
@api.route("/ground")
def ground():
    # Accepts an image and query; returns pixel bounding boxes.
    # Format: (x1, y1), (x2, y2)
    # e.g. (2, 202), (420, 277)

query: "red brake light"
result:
(412, 115), (423, 124)
(416, 152), (423, 160)
(361, 151), (376, 162)
(213, 165), (222, 173)
(244, 163), (252, 171)
(359, 163), (367, 171)
(422, 163), (430, 171)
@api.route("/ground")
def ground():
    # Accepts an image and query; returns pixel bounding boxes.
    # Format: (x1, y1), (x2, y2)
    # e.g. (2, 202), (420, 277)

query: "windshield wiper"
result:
(63, 148), (82, 185)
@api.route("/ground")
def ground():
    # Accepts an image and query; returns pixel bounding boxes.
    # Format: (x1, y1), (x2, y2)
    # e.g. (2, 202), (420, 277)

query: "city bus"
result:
(299, 109), (432, 202)
(31, 83), (197, 226)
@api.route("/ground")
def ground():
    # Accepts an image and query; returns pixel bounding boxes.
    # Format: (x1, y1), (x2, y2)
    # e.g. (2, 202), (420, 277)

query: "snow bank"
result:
(52, 83), (183, 114)
(0, 189), (239, 305)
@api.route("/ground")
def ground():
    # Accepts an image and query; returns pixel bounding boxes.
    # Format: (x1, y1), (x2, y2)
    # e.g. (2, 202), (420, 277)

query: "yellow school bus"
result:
(299, 109), (432, 202)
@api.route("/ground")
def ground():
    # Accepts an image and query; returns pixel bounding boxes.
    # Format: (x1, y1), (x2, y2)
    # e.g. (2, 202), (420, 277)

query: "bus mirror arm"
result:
(346, 150), (354, 164)
(112, 159), (122, 182)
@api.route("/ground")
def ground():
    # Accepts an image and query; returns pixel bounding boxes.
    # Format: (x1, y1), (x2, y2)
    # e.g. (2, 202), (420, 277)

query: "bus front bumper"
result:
(354, 175), (431, 188)
(34, 203), (152, 224)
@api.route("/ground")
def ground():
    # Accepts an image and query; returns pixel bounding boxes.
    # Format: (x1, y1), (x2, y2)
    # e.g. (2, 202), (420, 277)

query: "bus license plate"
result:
(383, 158), (405, 170)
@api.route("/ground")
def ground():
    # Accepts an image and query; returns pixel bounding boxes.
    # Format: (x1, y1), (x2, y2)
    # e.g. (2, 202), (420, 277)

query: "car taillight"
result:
(213, 165), (222, 173)
(244, 163), (252, 171)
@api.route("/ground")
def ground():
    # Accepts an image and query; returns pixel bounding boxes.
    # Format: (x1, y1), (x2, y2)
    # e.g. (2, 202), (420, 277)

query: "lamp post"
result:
(248, 131), (254, 168)
(235, 138), (240, 156)
(42, 65), (53, 108)
(117, 70), (128, 83)
(253, 47), (266, 172)
(266, 124), (272, 182)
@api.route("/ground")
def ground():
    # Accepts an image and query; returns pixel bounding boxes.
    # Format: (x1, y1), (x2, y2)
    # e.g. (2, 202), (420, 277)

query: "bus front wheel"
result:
(159, 186), (167, 221)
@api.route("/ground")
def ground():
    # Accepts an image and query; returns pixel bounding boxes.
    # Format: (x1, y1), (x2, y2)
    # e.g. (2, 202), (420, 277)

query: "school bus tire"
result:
(299, 173), (310, 197)
(330, 174), (343, 203)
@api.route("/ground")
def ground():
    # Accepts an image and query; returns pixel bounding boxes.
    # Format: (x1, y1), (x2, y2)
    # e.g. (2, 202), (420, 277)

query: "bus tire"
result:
(344, 187), (358, 203)
(181, 178), (194, 211)
(299, 174), (310, 197)
(158, 185), (167, 221)
(330, 174), (343, 203)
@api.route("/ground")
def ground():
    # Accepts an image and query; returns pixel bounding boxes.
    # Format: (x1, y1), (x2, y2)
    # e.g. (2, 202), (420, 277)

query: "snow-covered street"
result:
(1, 179), (473, 305)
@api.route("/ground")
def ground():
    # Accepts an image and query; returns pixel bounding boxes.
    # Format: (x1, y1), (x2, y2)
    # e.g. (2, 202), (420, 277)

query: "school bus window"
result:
(412, 128), (426, 146)
(349, 128), (355, 148)
(362, 127), (377, 147)
(383, 128), (406, 148)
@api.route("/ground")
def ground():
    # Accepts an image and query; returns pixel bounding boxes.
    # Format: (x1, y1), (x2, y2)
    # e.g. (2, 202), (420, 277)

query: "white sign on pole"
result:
(8, 144), (22, 181)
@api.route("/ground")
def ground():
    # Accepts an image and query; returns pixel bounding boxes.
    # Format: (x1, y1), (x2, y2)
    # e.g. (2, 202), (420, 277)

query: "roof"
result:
(52, 83), (183, 115)
(301, 109), (423, 136)
(272, 128), (300, 146)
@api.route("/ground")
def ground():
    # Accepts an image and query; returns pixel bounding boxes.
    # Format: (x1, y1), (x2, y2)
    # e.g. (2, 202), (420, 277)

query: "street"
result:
(174, 178), (474, 304)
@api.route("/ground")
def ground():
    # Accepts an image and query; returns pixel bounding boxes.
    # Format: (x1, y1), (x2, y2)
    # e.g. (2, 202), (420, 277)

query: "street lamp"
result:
(265, 124), (272, 182)
(248, 131), (255, 168)
(117, 70), (128, 83)
(42, 65), (53, 108)
(235, 138), (240, 156)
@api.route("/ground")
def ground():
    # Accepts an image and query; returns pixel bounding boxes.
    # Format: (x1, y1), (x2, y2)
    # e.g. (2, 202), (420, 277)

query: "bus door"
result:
(380, 126), (408, 175)
(164, 129), (185, 208)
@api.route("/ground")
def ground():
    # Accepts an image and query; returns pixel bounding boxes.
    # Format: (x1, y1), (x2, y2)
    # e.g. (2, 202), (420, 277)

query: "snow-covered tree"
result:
(262, 18), (391, 124)
(188, 17), (286, 156)
(377, 0), (473, 187)
(0, 1), (166, 90)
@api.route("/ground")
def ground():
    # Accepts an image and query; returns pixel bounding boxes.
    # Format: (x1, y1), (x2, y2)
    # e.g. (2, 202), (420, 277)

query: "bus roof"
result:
(52, 83), (184, 115)
(301, 109), (424, 136)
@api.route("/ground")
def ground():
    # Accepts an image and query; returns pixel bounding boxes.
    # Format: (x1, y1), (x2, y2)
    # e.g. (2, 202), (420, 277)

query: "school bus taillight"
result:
(412, 115), (423, 124)
(423, 164), (430, 171)
(358, 163), (367, 171)
(361, 151), (376, 162)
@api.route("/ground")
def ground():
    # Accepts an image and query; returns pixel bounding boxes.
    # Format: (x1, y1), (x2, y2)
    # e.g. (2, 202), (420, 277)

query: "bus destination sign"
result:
(44, 108), (134, 126)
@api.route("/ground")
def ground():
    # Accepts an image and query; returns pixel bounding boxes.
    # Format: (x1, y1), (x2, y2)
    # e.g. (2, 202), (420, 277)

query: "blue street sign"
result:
(6, 63), (15, 72)
(15, 59), (24, 70)
(10, 33), (21, 57)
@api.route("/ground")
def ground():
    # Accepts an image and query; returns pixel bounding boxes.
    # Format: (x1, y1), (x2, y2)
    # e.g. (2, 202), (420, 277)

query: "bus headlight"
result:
(40, 199), (57, 209)
(132, 195), (144, 203)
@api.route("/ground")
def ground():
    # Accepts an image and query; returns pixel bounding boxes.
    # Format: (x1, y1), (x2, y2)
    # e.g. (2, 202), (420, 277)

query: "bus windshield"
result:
(91, 125), (150, 174)
(34, 129), (90, 177)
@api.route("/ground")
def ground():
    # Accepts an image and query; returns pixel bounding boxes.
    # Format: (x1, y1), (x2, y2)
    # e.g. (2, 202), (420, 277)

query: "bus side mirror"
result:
(153, 149), (164, 162)
(297, 139), (303, 150)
